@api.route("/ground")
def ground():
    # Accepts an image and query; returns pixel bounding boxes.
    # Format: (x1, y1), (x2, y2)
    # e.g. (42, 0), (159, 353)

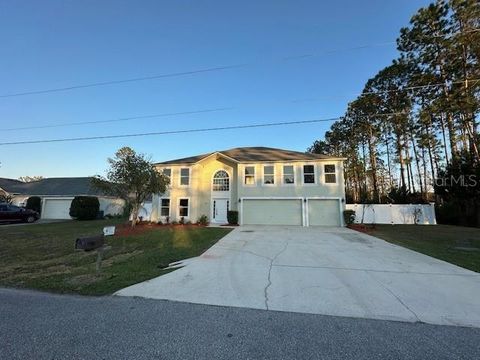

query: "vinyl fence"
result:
(346, 203), (437, 225)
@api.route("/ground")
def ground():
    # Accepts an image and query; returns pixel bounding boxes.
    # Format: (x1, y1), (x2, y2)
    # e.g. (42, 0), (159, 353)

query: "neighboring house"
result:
(151, 147), (346, 226)
(0, 177), (125, 220)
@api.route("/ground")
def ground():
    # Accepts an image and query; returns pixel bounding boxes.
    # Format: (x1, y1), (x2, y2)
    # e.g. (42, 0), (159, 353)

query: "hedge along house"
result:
(0, 177), (125, 220)
(151, 147), (346, 226)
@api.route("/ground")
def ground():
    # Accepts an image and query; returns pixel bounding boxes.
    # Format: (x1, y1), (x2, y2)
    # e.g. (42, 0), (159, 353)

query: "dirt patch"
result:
(103, 250), (144, 266)
(66, 274), (103, 287)
(45, 264), (72, 274)
(115, 223), (206, 237)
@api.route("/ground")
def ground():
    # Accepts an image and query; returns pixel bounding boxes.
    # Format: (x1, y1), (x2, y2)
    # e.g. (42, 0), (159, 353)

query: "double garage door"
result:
(242, 198), (341, 226)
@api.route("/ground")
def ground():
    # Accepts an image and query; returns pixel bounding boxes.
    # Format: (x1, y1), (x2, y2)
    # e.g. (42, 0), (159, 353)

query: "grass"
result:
(370, 224), (480, 272)
(0, 219), (231, 295)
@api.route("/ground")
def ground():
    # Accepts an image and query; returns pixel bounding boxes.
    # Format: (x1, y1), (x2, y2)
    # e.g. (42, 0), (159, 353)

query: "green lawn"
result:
(0, 219), (231, 295)
(371, 224), (480, 272)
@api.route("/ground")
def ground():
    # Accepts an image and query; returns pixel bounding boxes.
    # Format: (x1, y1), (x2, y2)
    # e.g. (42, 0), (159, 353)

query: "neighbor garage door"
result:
(42, 198), (73, 219)
(307, 199), (341, 226)
(242, 199), (303, 225)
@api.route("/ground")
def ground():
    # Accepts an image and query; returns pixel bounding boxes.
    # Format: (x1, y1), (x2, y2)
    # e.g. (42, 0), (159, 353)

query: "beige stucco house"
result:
(151, 147), (346, 226)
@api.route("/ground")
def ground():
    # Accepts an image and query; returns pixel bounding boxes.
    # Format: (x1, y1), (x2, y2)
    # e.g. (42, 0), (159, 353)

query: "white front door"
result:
(212, 199), (229, 223)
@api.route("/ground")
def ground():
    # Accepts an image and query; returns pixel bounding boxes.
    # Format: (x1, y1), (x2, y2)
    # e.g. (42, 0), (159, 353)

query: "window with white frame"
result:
(283, 165), (295, 184)
(303, 165), (315, 184)
(263, 165), (275, 185)
(324, 164), (336, 183)
(160, 198), (170, 216)
(244, 166), (255, 185)
(179, 198), (189, 217)
(180, 168), (190, 186)
(212, 170), (229, 191)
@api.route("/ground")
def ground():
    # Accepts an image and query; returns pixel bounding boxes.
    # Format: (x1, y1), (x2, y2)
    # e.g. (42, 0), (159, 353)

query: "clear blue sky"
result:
(0, 0), (429, 179)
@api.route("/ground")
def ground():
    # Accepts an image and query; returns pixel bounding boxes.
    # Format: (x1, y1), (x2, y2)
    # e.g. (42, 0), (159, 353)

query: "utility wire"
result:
(3, 77), (478, 132)
(0, 112), (408, 146)
(0, 41), (397, 99)
(0, 29), (478, 99)
(0, 64), (249, 98)
(1, 107), (234, 131)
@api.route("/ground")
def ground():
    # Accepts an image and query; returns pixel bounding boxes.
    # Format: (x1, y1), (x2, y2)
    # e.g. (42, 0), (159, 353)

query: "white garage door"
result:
(307, 199), (341, 226)
(242, 199), (303, 226)
(42, 198), (73, 219)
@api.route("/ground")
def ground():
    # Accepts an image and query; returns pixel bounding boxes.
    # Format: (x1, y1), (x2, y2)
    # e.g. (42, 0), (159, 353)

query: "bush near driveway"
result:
(227, 210), (238, 225)
(0, 219), (231, 295)
(69, 196), (100, 220)
(26, 196), (42, 214)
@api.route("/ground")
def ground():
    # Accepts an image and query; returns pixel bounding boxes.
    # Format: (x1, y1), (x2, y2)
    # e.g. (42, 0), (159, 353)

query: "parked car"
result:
(0, 203), (39, 224)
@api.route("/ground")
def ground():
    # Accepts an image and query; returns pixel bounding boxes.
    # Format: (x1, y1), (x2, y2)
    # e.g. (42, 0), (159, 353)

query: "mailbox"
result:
(75, 235), (104, 251)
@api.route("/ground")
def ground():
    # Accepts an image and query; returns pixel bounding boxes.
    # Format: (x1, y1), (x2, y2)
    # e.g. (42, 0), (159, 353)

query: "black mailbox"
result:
(75, 235), (104, 251)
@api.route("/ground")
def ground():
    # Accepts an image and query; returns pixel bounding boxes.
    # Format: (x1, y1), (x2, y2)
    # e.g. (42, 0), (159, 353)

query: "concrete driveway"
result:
(116, 226), (480, 327)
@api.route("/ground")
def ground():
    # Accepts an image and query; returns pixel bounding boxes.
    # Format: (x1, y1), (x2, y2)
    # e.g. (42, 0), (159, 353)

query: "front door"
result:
(212, 199), (229, 223)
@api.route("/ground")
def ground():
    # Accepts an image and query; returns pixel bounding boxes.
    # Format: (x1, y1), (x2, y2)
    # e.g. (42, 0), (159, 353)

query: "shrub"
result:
(197, 214), (209, 226)
(343, 209), (356, 225)
(26, 196), (42, 214)
(69, 196), (100, 220)
(179, 217), (185, 225)
(227, 210), (238, 225)
(105, 213), (124, 220)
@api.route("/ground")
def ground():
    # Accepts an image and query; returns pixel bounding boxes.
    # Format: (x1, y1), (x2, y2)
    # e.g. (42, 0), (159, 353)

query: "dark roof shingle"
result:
(155, 146), (335, 165)
(0, 177), (106, 196)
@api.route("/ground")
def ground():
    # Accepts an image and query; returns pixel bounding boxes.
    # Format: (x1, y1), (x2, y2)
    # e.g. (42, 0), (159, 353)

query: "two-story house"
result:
(151, 147), (346, 226)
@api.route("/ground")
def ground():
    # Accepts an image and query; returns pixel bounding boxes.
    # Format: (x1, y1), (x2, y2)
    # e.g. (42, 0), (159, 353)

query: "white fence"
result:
(346, 204), (437, 225)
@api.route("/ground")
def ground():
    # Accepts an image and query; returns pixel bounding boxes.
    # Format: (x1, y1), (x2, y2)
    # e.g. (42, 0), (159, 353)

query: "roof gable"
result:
(155, 146), (337, 165)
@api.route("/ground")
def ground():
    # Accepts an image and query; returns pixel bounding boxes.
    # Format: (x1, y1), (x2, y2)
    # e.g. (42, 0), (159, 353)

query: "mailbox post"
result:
(75, 226), (115, 274)
(75, 235), (106, 274)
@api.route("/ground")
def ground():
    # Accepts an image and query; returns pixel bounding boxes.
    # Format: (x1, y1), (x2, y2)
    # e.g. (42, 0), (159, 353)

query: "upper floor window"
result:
(162, 168), (171, 180)
(324, 164), (336, 184)
(180, 168), (190, 186)
(244, 166), (255, 185)
(283, 165), (295, 184)
(263, 165), (275, 185)
(212, 170), (229, 191)
(303, 165), (315, 184)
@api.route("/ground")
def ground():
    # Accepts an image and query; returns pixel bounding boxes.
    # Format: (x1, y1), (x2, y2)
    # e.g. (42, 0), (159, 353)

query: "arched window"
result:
(212, 170), (230, 191)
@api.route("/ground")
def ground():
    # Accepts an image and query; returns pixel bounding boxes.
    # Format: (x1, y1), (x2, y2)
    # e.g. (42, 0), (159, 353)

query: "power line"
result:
(0, 112), (408, 146)
(4, 77), (479, 132)
(0, 64), (248, 99)
(0, 41), (396, 99)
(359, 78), (480, 97)
(1, 107), (234, 131)
(0, 28), (478, 99)
(295, 78), (480, 103)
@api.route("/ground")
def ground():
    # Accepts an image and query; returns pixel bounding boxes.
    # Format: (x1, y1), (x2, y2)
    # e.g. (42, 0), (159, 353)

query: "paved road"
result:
(1, 288), (479, 360)
(117, 226), (480, 327)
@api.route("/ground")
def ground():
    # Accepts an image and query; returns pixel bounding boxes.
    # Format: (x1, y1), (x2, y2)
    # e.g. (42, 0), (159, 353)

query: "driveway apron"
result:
(116, 226), (480, 327)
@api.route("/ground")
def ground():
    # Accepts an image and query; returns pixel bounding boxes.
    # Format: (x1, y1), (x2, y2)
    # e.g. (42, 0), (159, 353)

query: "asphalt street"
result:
(1, 288), (480, 359)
